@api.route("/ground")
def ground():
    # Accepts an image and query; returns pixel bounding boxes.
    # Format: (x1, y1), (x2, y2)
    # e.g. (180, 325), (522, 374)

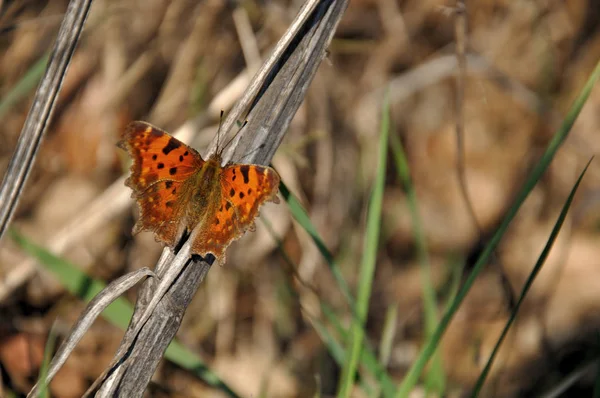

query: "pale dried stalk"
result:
(0, 0), (92, 240)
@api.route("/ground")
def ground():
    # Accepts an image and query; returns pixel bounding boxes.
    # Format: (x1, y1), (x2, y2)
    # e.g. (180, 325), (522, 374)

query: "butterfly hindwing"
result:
(191, 163), (280, 259)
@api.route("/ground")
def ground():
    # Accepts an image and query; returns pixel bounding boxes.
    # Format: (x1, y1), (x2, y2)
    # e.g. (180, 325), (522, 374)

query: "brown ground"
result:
(1, 0), (600, 397)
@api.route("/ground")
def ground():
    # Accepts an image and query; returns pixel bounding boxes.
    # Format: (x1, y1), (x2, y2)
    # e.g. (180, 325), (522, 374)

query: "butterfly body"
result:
(118, 121), (280, 261)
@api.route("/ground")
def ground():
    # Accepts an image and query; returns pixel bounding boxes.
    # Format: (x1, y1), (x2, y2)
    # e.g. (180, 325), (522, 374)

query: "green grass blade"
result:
(279, 182), (354, 309)
(379, 305), (398, 369)
(310, 311), (347, 365)
(261, 216), (347, 367)
(38, 325), (57, 398)
(396, 60), (600, 398)
(372, 304), (398, 398)
(279, 183), (397, 395)
(472, 159), (592, 396)
(338, 92), (390, 398)
(390, 132), (444, 393)
(321, 301), (397, 397)
(262, 217), (396, 397)
(11, 229), (133, 323)
(439, 255), (464, 313)
(0, 54), (49, 121)
(161, 341), (239, 397)
(10, 230), (240, 398)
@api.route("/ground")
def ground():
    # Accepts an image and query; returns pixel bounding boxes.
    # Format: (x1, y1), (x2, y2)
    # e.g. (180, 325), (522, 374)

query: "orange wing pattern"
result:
(118, 121), (203, 247)
(191, 163), (280, 259)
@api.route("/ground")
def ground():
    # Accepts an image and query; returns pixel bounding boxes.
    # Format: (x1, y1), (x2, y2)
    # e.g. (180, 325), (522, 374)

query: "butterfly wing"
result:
(118, 121), (204, 247)
(192, 163), (280, 259)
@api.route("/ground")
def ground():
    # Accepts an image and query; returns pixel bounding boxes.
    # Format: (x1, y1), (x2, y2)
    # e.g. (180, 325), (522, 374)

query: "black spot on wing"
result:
(240, 165), (250, 184)
(166, 201), (174, 208)
(165, 181), (173, 189)
(239, 192), (245, 199)
(162, 137), (181, 155)
(230, 188), (235, 197)
(152, 154), (157, 160)
(225, 202), (231, 210)
(157, 163), (164, 169)
(169, 167), (177, 175)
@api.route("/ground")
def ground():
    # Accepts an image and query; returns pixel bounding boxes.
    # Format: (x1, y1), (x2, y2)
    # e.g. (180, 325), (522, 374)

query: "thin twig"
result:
(454, 1), (480, 234)
(453, 2), (516, 310)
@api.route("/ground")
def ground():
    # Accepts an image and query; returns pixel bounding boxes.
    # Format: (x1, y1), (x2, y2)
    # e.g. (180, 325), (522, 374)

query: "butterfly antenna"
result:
(222, 119), (248, 151)
(239, 143), (266, 162)
(216, 110), (224, 155)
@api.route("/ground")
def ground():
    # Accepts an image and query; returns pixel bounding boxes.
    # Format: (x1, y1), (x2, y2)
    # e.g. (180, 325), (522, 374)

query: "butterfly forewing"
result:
(119, 122), (203, 190)
(119, 121), (204, 247)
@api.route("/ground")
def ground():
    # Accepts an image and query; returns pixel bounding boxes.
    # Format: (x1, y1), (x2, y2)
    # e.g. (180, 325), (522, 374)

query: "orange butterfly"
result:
(118, 121), (280, 261)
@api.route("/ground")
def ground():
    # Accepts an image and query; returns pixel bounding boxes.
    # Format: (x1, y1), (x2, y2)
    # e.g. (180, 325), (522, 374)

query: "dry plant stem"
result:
(89, 0), (348, 396)
(217, 0), (321, 160)
(27, 268), (156, 398)
(453, 1), (481, 234)
(88, 243), (197, 396)
(208, 69), (253, 115)
(364, 53), (549, 128)
(454, 4), (516, 309)
(0, 0), (92, 241)
(233, 6), (261, 73)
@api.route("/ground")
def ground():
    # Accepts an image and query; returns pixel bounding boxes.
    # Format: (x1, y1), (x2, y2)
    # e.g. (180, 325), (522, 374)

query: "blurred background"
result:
(1, 0), (600, 397)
